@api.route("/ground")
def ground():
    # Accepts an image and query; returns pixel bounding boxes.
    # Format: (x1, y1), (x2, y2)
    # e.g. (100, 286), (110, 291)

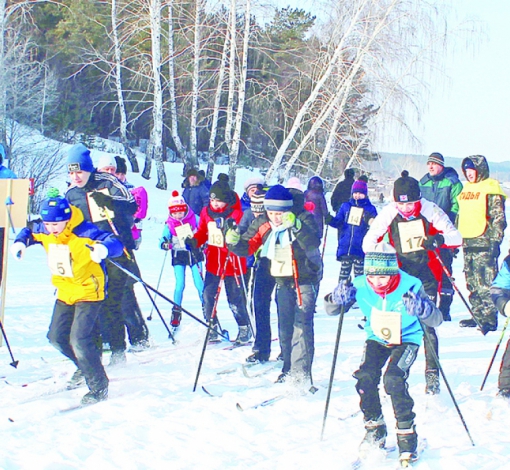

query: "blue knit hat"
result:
(351, 179), (368, 195)
(67, 144), (95, 173)
(40, 188), (72, 222)
(264, 185), (293, 211)
(364, 242), (399, 276)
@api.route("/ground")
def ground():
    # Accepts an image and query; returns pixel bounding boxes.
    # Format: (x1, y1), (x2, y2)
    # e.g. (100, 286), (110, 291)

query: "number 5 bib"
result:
(48, 244), (74, 277)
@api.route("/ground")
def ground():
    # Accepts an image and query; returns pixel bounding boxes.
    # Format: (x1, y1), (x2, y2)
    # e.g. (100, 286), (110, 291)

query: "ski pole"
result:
(148, 250), (168, 321)
(419, 317), (475, 446)
(193, 252), (231, 392)
(431, 250), (481, 328)
(321, 223), (328, 261)
(139, 281), (175, 343)
(288, 229), (302, 307)
(235, 254), (256, 336)
(321, 303), (345, 440)
(5, 197), (16, 235)
(0, 319), (19, 368)
(106, 258), (226, 338)
(480, 316), (510, 391)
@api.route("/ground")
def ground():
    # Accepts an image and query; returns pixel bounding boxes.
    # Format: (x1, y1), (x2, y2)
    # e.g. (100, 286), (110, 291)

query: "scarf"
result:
(260, 222), (291, 260)
(367, 274), (401, 297)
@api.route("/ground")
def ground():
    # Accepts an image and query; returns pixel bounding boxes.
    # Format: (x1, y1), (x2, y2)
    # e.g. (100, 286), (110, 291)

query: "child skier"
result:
(160, 190), (204, 327)
(325, 243), (442, 466)
(226, 184), (323, 383)
(185, 174), (252, 343)
(328, 178), (377, 281)
(10, 189), (124, 405)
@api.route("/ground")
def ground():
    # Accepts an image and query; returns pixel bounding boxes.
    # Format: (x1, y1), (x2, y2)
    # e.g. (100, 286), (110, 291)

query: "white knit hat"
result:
(97, 154), (117, 170)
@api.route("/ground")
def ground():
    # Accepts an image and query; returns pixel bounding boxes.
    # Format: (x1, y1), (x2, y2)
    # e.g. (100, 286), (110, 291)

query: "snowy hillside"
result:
(0, 155), (509, 469)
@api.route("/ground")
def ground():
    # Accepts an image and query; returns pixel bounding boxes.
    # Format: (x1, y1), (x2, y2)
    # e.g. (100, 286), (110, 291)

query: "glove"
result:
(90, 243), (109, 263)
(281, 212), (302, 231)
(134, 218), (141, 224)
(402, 290), (425, 317)
(490, 241), (500, 260)
(10, 241), (26, 260)
(225, 229), (240, 246)
(504, 301), (510, 317)
(331, 281), (357, 306)
(90, 191), (114, 210)
(421, 233), (444, 250)
(160, 237), (171, 250)
(185, 236), (198, 250)
(324, 213), (333, 225)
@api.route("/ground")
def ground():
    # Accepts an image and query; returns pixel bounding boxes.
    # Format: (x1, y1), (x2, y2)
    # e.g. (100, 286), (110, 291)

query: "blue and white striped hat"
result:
(263, 185), (293, 212)
(364, 242), (399, 276)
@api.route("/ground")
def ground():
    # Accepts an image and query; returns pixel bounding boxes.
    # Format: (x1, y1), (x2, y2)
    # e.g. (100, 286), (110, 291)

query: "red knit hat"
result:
(168, 190), (188, 214)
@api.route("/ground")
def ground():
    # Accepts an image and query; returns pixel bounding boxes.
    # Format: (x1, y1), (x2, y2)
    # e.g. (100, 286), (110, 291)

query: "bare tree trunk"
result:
(142, 0), (167, 189)
(0, 0), (7, 148)
(111, 0), (139, 172)
(167, 0), (188, 164)
(223, 0), (236, 153)
(228, 0), (250, 186)
(189, 0), (203, 167)
(206, 13), (230, 181)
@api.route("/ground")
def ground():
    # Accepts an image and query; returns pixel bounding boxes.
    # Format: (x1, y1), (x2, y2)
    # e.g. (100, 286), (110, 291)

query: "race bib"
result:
(207, 221), (224, 247)
(347, 207), (364, 226)
(270, 244), (293, 277)
(397, 219), (426, 254)
(86, 188), (115, 223)
(370, 307), (401, 344)
(175, 223), (194, 249)
(48, 244), (73, 278)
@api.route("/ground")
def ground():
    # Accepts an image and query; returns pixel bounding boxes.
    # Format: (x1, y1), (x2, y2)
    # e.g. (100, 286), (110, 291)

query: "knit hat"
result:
(462, 158), (476, 171)
(264, 185), (293, 211)
(186, 168), (199, 178)
(40, 188), (72, 222)
(244, 176), (264, 193)
(393, 171), (420, 203)
(307, 176), (324, 191)
(286, 177), (304, 191)
(351, 179), (368, 195)
(168, 190), (188, 214)
(97, 154), (117, 170)
(427, 152), (444, 166)
(250, 188), (266, 213)
(67, 144), (95, 173)
(210, 173), (232, 203)
(364, 242), (399, 276)
(344, 168), (355, 179)
(115, 156), (127, 175)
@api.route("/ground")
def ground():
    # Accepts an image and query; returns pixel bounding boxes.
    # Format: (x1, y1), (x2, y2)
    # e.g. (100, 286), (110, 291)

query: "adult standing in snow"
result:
(182, 168), (209, 217)
(363, 171), (462, 395)
(419, 152), (463, 321)
(65, 144), (139, 365)
(305, 176), (328, 240)
(10, 190), (124, 404)
(324, 242), (442, 466)
(457, 155), (506, 333)
(331, 168), (356, 213)
(96, 154), (151, 351)
(0, 143), (17, 286)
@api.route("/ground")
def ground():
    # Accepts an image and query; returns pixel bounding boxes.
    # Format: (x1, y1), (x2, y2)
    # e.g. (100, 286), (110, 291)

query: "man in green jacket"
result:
(419, 152), (463, 321)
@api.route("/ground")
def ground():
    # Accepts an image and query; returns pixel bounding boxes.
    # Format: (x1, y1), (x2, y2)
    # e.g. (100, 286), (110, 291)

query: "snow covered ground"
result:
(1, 156), (510, 469)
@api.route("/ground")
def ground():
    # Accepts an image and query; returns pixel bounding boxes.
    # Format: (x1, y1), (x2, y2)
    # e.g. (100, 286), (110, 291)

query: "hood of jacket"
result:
(462, 155), (490, 182)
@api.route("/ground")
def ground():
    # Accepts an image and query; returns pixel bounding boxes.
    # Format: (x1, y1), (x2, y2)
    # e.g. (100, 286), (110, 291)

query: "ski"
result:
(351, 445), (397, 470)
(222, 341), (253, 351)
(236, 394), (286, 411)
(241, 363), (278, 379)
(338, 409), (362, 421)
(5, 375), (54, 388)
(398, 438), (427, 468)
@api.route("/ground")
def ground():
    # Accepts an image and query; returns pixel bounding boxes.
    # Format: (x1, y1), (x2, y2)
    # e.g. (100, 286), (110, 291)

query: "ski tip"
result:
(236, 403), (244, 412)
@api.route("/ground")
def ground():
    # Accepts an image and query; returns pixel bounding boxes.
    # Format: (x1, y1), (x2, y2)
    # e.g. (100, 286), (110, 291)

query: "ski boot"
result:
(108, 350), (127, 367)
(425, 369), (440, 395)
(67, 369), (85, 390)
(234, 325), (252, 345)
(246, 351), (270, 363)
(81, 387), (108, 405)
(171, 305), (182, 328)
(208, 321), (220, 343)
(438, 292), (453, 321)
(359, 415), (387, 457)
(459, 318), (477, 328)
(396, 420), (418, 467)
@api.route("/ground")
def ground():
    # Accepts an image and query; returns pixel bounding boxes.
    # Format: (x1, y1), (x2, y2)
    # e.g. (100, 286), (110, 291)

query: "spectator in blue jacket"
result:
(328, 179), (377, 281)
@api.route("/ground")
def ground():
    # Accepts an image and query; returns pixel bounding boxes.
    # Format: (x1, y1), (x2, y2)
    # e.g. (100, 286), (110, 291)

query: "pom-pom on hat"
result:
(427, 152), (444, 166)
(244, 176), (264, 193)
(97, 154), (117, 170)
(364, 242), (399, 276)
(250, 188), (266, 213)
(168, 190), (188, 214)
(393, 171), (421, 203)
(40, 188), (72, 222)
(67, 143), (94, 173)
(264, 184), (293, 212)
(351, 179), (368, 195)
(114, 156), (127, 175)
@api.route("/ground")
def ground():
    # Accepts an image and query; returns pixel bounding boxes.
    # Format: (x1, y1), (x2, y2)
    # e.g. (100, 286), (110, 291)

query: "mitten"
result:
(324, 213), (333, 225)
(504, 301), (510, 317)
(422, 233), (444, 250)
(402, 290), (425, 316)
(225, 229), (240, 246)
(90, 243), (109, 263)
(331, 281), (357, 306)
(90, 191), (114, 210)
(160, 237), (171, 251)
(10, 242), (26, 260)
(185, 236), (198, 250)
(282, 212), (302, 231)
